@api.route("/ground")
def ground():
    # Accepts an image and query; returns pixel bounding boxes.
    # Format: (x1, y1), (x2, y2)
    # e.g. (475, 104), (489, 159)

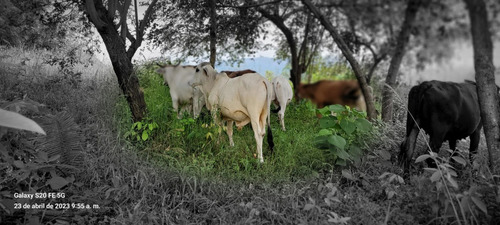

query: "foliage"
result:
(414, 151), (490, 224)
(150, 0), (264, 64)
(314, 105), (373, 166)
(125, 117), (159, 142)
(0, 99), (82, 219)
(304, 56), (356, 83)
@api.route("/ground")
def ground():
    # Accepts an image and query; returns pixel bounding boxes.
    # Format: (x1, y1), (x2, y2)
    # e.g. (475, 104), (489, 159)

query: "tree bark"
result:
(209, 0), (217, 67)
(465, 0), (500, 175)
(258, 8), (301, 101)
(85, 0), (148, 122)
(301, 0), (376, 120)
(381, 0), (423, 123)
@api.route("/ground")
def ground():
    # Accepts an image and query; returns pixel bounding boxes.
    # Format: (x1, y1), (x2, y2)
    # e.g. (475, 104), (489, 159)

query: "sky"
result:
(402, 41), (500, 85)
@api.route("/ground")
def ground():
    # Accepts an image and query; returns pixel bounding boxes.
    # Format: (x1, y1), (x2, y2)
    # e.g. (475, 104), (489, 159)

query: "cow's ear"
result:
(203, 67), (209, 76)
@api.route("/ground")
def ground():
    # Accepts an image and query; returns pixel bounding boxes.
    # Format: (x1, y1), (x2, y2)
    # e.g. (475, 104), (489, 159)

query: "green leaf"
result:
(148, 123), (154, 131)
(336, 148), (350, 160)
(318, 107), (330, 116)
(46, 176), (69, 190)
(471, 196), (488, 214)
(0, 108), (46, 135)
(349, 145), (363, 158)
(137, 122), (142, 130)
(339, 119), (356, 134)
(141, 131), (149, 141)
(335, 158), (347, 166)
(318, 128), (331, 136)
(319, 117), (337, 129)
(329, 104), (346, 114)
(451, 156), (467, 166)
(430, 170), (441, 182)
(415, 154), (432, 163)
(328, 135), (346, 150)
(355, 118), (372, 132)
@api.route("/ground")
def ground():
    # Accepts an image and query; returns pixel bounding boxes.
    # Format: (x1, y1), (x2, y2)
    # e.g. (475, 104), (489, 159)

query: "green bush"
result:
(314, 104), (373, 166)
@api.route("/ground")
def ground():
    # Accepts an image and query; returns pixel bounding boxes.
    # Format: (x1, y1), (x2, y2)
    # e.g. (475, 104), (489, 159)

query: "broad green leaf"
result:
(446, 175), (458, 189)
(318, 107), (330, 116)
(451, 156), (467, 166)
(137, 122), (142, 130)
(46, 176), (69, 190)
(328, 135), (346, 150)
(329, 104), (346, 114)
(141, 131), (149, 141)
(349, 145), (363, 158)
(318, 128), (331, 136)
(335, 158), (347, 166)
(0, 108), (46, 135)
(336, 148), (350, 160)
(148, 123), (154, 131)
(471, 196), (488, 214)
(415, 154), (432, 163)
(339, 119), (356, 134)
(355, 118), (372, 132)
(430, 170), (441, 182)
(319, 117), (337, 129)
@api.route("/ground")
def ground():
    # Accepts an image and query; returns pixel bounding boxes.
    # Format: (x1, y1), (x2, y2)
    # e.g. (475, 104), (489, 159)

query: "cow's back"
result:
(210, 73), (269, 120)
(411, 80), (481, 141)
(305, 80), (364, 110)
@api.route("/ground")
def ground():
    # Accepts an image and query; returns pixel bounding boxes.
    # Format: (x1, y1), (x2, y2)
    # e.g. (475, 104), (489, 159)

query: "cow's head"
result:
(192, 62), (217, 96)
(156, 62), (181, 85)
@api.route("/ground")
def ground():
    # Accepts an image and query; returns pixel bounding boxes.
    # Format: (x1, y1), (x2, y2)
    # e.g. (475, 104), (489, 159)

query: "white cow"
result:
(191, 62), (274, 162)
(156, 64), (205, 119)
(271, 76), (293, 131)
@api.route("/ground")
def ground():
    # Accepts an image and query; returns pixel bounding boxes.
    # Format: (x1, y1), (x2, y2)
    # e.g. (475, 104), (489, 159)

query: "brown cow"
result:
(298, 80), (367, 111)
(220, 69), (257, 78)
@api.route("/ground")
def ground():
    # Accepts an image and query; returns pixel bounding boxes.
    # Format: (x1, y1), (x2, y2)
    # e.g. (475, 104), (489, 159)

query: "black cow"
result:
(399, 80), (482, 174)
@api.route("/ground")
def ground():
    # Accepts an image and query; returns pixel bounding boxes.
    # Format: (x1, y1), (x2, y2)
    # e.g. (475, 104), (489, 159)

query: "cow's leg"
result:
(251, 119), (264, 163)
(226, 120), (235, 146)
(171, 97), (181, 119)
(279, 103), (286, 131)
(399, 125), (419, 174)
(469, 128), (481, 164)
(426, 132), (445, 168)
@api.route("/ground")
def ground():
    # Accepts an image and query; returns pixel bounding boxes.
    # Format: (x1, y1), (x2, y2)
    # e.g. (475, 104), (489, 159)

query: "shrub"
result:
(314, 105), (373, 166)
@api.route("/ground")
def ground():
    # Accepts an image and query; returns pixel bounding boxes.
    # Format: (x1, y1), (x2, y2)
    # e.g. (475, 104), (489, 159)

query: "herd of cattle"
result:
(156, 62), (489, 174)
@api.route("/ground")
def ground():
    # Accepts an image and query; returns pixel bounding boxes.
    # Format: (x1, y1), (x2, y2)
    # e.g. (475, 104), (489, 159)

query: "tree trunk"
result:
(301, 0), (376, 120)
(85, 0), (147, 122)
(258, 9), (302, 101)
(465, 0), (500, 175)
(381, 0), (423, 123)
(209, 0), (217, 67)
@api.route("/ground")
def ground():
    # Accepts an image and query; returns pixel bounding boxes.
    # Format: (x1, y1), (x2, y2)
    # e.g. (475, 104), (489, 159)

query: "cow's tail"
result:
(264, 80), (275, 153)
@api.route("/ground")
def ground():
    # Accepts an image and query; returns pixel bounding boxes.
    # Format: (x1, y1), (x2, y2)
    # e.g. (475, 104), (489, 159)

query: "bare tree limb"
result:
(119, 0), (132, 42)
(216, 0), (281, 8)
(127, 0), (158, 59)
(85, 0), (106, 29)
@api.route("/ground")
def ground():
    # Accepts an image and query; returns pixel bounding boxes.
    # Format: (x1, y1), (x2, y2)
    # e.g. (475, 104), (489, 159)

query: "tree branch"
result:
(216, 0), (281, 9)
(85, 0), (107, 29)
(127, 0), (158, 60)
